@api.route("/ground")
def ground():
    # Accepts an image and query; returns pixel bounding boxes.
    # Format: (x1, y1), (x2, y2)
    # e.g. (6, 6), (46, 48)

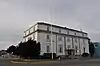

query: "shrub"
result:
(82, 53), (89, 57)
(43, 53), (57, 59)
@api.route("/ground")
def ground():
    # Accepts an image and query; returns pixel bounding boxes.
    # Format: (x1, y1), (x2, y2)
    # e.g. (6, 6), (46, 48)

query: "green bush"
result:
(43, 53), (57, 59)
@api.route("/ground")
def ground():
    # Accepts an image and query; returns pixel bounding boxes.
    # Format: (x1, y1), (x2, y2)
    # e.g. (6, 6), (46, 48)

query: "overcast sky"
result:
(0, 0), (100, 50)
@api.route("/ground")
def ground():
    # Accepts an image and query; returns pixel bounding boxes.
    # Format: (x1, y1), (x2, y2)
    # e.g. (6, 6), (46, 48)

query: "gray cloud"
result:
(0, 0), (100, 49)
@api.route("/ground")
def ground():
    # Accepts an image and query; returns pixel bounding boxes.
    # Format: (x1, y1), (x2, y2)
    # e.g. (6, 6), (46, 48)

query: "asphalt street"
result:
(0, 57), (100, 66)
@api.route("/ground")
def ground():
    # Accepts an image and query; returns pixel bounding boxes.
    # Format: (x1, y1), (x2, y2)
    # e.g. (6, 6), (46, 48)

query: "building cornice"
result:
(24, 22), (88, 34)
(23, 29), (89, 39)
(37, 22), (88, 34)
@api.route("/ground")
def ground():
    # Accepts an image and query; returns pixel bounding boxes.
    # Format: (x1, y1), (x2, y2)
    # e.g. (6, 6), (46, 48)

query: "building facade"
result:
(23, 22), (89, 56)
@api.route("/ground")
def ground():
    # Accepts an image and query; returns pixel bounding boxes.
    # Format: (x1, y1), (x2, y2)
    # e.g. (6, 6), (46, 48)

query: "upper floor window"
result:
(33, 34), (35, 40)
(67, 37), (70, 42)
(67, 30), (69, 34)
(30, 27), (33, 33)
(46, 34), (50, 40)
(24, 32), (26, 36)
(47, 26), (49, 31)
(82, 33), (84, 36)
(58, 36), (62, 41)
(83, 39), (85, 44)
(75, 38), (77, 43)
(29, 30), (30, 34)
(33, 27), (35, 32)
(59, 29), (61, 33)
(26, 31), (29, 35)
(75, 33), (76, 35)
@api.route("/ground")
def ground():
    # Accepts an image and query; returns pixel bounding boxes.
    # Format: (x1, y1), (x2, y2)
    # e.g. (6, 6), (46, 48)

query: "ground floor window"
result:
(75, 45), (78, 53)
(83, 47), (85, 53)
(67, 45), (71, 49)
(58, 45), (63, 53)
(47, 45), (50, 53)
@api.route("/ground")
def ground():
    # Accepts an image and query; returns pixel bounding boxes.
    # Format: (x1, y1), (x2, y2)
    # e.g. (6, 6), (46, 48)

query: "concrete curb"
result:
(11, 60), (57, 64)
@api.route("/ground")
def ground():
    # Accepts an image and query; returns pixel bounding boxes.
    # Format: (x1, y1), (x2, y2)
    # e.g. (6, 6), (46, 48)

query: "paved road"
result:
(0, 57), (100, 66)
(0, 57), (34, 66)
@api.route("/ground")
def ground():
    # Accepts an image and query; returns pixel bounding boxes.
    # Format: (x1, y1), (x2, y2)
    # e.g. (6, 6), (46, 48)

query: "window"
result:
(46, 34), (51, 42)
(67, 30), (69, 34)
(30, 28), (33, 33)
(47, 45), (50, 53)
(47, 26), (49, 31)
(67, 45), (70, 49)
(67, 37), (70, 42)
(58, 45), (63, 53)
(24, 33), (26, 36)
(26, 31), (29, 35)
(28, 37), (32, 40)
(75, 33), (76, 35)
(75, 38), (77, 43)
(83, 39), (85, 45)
(75, 45), (78, 53)
(33, 27), (35, 32)
(46, 34), (50, 39)
(82, 33), (84, 36)
(58, 36), (62, 41)
(28, 30), (30, 34)
(33, 34), (35, 40)
(59, 29), (61, 33)
(83, 47), (85, 53)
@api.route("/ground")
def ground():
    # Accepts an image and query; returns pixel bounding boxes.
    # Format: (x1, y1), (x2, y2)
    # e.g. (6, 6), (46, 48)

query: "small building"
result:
(93, 42), (100, 57)
(23, 21), (90, 56)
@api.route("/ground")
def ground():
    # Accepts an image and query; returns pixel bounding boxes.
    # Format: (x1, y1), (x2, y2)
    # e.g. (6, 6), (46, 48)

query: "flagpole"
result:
(51, 24), (53, 59)
(50, 4), (53, 60)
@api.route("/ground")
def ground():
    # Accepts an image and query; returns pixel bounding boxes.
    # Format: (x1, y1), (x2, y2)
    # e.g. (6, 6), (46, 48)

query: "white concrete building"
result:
(23, 22), (89, 56)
